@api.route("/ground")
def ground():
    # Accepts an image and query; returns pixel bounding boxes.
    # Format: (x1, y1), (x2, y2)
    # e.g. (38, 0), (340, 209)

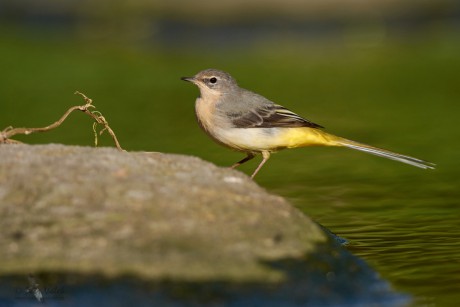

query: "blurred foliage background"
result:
(1, 1), (460, 305)
(0, 0), (459, 152)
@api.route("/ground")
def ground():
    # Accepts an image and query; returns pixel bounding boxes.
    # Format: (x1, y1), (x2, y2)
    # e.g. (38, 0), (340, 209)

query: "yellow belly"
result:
(213, 127), (341, 153)
(274, 127), (340, 149)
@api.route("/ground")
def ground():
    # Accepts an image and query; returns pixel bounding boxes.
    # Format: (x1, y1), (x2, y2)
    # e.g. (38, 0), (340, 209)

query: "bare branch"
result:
(1, 92), (125, 151)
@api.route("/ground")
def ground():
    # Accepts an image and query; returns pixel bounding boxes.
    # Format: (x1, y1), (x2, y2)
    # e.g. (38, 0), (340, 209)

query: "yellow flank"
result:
(277, 127), (341, 148)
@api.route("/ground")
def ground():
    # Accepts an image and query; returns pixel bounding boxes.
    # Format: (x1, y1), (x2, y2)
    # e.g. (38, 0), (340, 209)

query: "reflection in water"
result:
(0, 238), (409, 307)
(266, 172), (460, 306)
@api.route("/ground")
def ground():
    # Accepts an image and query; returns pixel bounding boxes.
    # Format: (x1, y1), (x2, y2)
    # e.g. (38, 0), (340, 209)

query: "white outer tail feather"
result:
(337, 139), (435, 169)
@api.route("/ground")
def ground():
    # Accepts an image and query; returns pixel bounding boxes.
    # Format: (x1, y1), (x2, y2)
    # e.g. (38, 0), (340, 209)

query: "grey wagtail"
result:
(181, 68), (435, 179)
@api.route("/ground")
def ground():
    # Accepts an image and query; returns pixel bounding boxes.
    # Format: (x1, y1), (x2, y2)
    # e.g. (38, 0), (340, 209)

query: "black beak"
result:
(181, 76), (194, 82)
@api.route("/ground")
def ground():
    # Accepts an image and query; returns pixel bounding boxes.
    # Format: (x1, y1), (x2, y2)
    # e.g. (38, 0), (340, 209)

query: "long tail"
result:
(333, 137), (435, 169)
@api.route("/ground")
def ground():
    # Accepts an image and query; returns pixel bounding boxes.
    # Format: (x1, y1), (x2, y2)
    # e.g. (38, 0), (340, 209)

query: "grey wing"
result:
(228, 104), (324, 129)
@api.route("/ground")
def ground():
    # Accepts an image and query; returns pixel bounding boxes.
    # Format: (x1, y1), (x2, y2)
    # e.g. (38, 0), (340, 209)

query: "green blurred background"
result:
(1, 0), (459, 305)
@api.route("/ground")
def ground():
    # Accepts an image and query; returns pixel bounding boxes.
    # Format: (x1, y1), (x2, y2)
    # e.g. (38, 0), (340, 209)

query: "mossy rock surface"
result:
(0, 144), (407, 306)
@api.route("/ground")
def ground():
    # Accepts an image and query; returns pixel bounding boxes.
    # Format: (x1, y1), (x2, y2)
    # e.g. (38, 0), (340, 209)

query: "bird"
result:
(181, 68), (435, 179)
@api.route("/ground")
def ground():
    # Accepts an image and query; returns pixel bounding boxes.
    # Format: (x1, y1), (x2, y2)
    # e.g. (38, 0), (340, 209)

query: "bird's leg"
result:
(250, 151), (270, 179)
(231, 153), (255, 169)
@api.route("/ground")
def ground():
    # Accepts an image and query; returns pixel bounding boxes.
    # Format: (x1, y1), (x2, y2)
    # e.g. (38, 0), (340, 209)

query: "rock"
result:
(0, 144), (408, 306)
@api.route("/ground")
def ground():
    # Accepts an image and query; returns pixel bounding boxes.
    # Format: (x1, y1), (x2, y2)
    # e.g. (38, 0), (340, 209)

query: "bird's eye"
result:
(209, 77), (217, 84)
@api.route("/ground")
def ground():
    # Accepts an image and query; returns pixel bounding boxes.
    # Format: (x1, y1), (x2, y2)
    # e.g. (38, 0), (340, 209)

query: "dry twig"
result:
(0, 91), (124, 151)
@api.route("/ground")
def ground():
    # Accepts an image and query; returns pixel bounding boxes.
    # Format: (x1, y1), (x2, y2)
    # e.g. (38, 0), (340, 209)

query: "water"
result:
(266, 168), (459, 306)
(1, 30), (459, 305)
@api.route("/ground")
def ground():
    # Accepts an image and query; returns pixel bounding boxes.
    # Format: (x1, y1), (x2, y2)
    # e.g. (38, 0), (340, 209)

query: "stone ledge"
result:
(0, 144), (407, 306)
